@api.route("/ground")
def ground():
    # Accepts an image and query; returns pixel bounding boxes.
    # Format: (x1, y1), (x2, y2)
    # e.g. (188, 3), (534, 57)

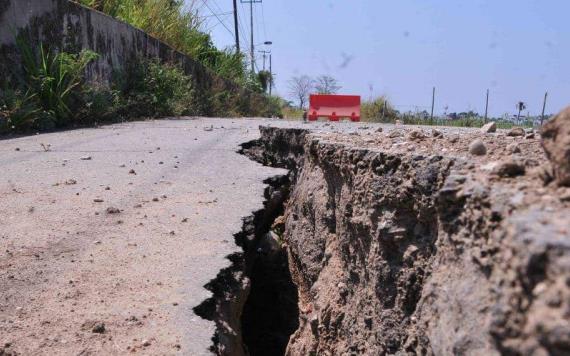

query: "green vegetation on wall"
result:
(0, 39), (282, 134)
(75, 0), (250, 87)
(0, 39), (99, 132)
(0, 0), (287, 134)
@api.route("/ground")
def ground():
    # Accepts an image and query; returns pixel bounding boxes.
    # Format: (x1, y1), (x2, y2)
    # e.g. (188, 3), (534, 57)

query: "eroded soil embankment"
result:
(243, 126), (570, 355)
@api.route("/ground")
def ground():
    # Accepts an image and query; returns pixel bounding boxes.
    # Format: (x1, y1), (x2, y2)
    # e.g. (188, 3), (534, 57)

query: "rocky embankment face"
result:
(244, 120), (570, 355)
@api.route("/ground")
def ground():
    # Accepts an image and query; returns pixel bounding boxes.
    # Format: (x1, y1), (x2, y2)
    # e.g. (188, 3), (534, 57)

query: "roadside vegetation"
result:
(0, 41), (281, 134)
(1, 0), (283, 134)
(361, 96), (398, 123)
(75, 0), (250, 86)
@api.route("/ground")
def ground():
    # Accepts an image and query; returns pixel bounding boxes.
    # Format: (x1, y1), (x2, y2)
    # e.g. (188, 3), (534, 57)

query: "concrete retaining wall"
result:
(0, 0), (245, 111)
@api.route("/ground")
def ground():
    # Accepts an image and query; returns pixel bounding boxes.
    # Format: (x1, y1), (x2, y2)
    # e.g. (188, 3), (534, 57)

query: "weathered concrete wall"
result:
(0, 0), (239, 108)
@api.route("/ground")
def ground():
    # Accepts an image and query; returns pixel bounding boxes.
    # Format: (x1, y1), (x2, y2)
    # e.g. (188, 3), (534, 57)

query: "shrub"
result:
(76, 0), (249, 85)
(116, 59), (195, 118)
(17, 37), (98, 127)
(258, 95), (284, 118)
(77, 84), (122, 124)
(361, 96), (397, 123)
(0, 89), (41, 132)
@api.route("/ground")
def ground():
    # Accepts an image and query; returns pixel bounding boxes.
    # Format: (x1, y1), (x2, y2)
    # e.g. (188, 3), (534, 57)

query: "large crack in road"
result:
(0, 118), (293, 355)
(2, 118), (570, 355)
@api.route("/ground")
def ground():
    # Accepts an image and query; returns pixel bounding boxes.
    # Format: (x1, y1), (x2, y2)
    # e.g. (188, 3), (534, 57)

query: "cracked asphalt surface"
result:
(0, 118), (291, 355)
(0, 117), (499, 355)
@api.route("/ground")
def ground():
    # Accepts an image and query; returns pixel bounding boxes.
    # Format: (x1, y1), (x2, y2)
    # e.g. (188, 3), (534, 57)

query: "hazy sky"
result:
(197, 0), (569, 117)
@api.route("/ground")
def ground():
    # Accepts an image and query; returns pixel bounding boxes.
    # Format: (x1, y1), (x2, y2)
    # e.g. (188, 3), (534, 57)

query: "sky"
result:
(195, 0), (570, 117)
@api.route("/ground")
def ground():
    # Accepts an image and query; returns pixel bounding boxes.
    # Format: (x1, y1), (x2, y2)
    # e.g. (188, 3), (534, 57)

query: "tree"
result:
(288, 75), (314, 109)
(516, 101), (526, 122)
(315, 75), (341, 94)
(257, 70), (272, 93)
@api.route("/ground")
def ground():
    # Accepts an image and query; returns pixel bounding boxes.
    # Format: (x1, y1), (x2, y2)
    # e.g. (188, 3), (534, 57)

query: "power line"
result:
(200, 11), (233, 19)
(201, 0), (234, 37)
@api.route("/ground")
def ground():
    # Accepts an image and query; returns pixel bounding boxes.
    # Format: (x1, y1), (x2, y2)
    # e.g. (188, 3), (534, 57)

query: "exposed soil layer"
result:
(243, 125), (570, 355)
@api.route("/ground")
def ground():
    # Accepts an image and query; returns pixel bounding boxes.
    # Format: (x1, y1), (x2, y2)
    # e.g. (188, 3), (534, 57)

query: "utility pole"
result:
(232, 0), (240, 53)
(262, 51), (266, 70)
(249, 0), (253, 73)
(484, 89), (489, 123)
(258, 50), (270, 70)
(241, 0), (261, 74)
(269, 53), (272, 96)
(541, 91), (548, 125)
(430, 87), (435, 121)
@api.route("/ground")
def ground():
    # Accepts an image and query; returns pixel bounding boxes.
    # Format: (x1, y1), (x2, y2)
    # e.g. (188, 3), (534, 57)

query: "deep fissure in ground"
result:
(195, 129), (455, 354)
(193, 170), (299, 355)
(200, 126), (570, 355)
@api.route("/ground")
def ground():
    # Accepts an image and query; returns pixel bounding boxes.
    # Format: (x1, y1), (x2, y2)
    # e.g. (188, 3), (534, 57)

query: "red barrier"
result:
(308, 94), (361, 122)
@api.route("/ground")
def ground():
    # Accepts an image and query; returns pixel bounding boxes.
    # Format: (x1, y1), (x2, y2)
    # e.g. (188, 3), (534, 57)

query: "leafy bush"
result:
(2, 39), (199, 133)
(76, 0), (249, 85)
(361, 96), (397, 123)
(77, 84), (122, 124)
(258, 95), (284, 118)
(0, 89), (41, 132)
(116, 59), (195, 118)
(17, 37), (98, 127)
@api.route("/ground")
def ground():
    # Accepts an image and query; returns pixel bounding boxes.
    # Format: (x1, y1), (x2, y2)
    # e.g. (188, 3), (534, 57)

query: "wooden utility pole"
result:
(249, 0), (253, 73)
(258, 50), (270, 70)
(269, 53), (272, 96)
(541, 91), (548, 125)
(484, 89), (489, 123)
(240, 0), (261, 73)
(232, 0), (240, 53)
(430, 87), (435, 121)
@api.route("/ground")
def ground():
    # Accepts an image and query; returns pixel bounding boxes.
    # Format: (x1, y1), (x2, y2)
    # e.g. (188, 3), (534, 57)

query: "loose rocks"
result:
(480, 122), (497, 133)
(389, 130), (403, 138)
(469, 139), (487, 156)
(507, 127), (525, 137)
(106, 207), (121, 214)
(82, 320), (106, 334)
(492, 160), (526, 178)
(542, 107), (570, 186)
(408, 130), (426, 141)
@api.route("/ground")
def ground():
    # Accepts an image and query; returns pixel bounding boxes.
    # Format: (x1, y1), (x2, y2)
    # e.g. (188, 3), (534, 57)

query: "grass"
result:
(1, 38), (99, 132)
(19, 39), (99, 127)
(361, 96), (398, 123)
(1, 42), (282, 134)
(75, 0), (249, 86)
(399, 115), (534, 129)
(1, 41), (199, 133)
(281, 107), (303, 120)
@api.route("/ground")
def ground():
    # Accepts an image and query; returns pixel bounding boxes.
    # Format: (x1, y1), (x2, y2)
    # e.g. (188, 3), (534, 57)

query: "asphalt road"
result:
(0, 118), (290, 355)
(0, 117), (473, 355)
